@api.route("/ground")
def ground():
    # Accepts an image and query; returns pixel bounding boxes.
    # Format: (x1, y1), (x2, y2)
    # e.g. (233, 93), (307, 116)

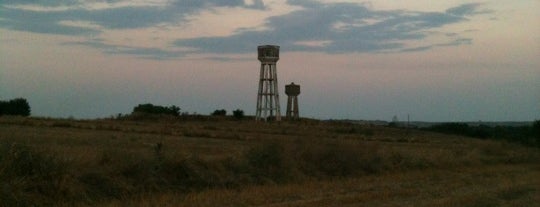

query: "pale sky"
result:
(1, 0), (539, 122)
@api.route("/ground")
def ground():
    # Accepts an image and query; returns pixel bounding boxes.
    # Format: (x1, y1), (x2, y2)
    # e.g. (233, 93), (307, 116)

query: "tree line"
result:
(131, 103), (245, 119)
(0, 98), (30, 116)
(424, 121), (540, 148)
(133, 103), (181, 116)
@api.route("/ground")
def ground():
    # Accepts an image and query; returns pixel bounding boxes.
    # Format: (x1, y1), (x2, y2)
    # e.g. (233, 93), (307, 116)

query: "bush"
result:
(232, 109), (244, 120)
(211, 109), (227, 116)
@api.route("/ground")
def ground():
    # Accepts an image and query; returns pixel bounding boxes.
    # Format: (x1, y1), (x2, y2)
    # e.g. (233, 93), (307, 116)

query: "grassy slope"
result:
(0, 116), (539, 206)
(107, 164), (539, 207)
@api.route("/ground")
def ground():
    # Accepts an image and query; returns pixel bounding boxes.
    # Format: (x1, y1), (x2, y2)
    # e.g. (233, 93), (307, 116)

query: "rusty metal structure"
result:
(285, 82), (300, 120)
(255, 45), (281, 121)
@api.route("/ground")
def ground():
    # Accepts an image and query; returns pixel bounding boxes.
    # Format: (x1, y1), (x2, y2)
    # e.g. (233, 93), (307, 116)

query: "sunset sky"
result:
(1, 0), (539, 122)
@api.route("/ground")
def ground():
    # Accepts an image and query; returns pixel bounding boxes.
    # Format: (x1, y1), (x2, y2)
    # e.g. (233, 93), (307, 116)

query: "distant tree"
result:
(0, 101), (6, 115)
(132, 103), (180, 116)
(426, 123), (491, 139)
(0, 98), (31, 116)
(168, 105), (181, 116)
(428, 122), (469, 134)
(534, 120), (540, 139)
(534, 120), (540, 132)
(232, 109), (244, 120)
(211, 109), (227, 116)
(388, 115), (399, 127)
(392, 115), (399, 123)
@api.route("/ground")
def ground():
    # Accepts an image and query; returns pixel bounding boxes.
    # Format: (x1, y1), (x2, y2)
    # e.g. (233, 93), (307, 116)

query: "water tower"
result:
(255, 45), (281, 121)
(285, 82), (300, 120)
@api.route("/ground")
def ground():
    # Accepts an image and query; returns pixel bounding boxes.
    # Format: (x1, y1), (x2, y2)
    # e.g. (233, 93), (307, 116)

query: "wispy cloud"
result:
(1, 0), (486, 59)
(446, 3), (486, 16)
(0, 0), (266, 34)
(175, 0), (486, 54)
(64, 39), (186, 60)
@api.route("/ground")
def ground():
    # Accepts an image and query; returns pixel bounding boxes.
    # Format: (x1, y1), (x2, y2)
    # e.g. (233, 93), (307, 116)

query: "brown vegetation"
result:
(0, 116), (538, 206)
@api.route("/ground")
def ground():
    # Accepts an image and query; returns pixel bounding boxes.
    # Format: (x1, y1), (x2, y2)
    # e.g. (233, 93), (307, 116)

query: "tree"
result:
(0, 98), (31, 116)
(132, 103), (180, 116)
(533, 120), (540, 132)
(169, 105), (180, 116)
(211, 109), (226, 116)
(388, 115), (399, 127)
(233, 109), (244, 120)
(534, 120), (540, 140)
(0, 101), (5, 115)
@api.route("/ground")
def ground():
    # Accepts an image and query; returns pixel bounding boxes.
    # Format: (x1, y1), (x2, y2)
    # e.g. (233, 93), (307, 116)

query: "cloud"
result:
(205, 56), (252, 62)
(0, 6), (100, 35)
(174, 1), (485, 54)
(1, 0), (484, 59)
(400, 46), (432, 52)
(0, 0), (265, 35)
(246, 0), (265, 10)
(64, 39), (185, 60)
(446, 3), (484, 16)
(1, 0), (83, 8)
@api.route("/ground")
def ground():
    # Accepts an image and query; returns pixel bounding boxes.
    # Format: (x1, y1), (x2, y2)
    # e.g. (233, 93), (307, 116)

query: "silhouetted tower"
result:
(256, 45), (281, 121)
(285, 82), (300, 120)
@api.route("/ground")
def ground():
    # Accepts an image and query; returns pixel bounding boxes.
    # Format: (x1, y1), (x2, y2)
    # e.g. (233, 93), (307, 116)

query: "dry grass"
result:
(0, 116), (538, 206)
(97, 164), (539, 207)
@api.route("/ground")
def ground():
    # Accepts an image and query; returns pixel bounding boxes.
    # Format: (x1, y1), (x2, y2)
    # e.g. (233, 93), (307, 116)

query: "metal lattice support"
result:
(256, 45), (281, 121)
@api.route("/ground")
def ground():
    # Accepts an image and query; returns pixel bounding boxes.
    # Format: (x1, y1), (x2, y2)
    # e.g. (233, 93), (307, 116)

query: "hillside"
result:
(1, 116), (539, 206)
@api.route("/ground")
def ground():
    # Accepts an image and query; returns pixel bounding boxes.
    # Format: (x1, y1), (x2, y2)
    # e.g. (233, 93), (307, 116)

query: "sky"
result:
(1, 0), (539, 122)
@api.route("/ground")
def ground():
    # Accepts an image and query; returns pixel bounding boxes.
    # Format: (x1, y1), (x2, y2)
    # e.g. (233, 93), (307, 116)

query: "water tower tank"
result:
(258, 45), (280, 62)
(285, 82), (300, 96)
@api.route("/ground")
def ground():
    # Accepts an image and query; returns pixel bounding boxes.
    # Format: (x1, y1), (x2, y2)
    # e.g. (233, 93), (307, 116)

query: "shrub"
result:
(233, 109), (244, 120)
(211, 109), (227, 116)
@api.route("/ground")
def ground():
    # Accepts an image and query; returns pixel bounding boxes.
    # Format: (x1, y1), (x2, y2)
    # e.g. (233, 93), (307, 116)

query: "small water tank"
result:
(285, 82), (300, 96)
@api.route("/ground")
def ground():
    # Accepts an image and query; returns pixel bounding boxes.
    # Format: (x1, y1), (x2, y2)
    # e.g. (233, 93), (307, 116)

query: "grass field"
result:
(1, 116), (539, 206)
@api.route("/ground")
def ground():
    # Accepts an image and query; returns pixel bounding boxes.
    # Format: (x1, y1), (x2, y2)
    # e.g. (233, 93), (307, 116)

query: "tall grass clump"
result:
(296, 140), (383, 177)
(237, 139), (390, 181)
(244, 142), (294, 183)
(0, 142), (72, 206)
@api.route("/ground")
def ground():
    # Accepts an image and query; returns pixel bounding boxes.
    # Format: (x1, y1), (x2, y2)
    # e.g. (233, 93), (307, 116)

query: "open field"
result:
(1, 116), (539, 206)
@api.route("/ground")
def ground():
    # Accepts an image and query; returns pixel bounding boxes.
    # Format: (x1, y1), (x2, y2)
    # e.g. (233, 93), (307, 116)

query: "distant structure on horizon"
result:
(285, 82), (300, 120)
(255, 45), (281, 121)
